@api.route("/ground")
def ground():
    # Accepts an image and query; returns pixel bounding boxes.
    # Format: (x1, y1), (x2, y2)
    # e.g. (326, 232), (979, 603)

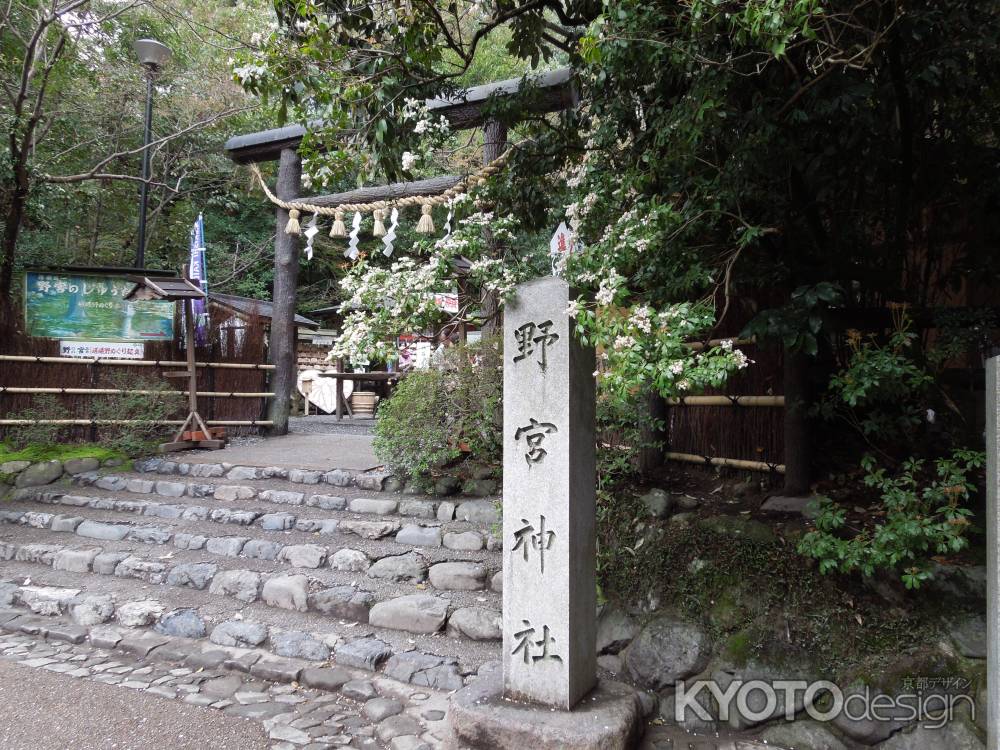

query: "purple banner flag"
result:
(188, 213), (209, 345)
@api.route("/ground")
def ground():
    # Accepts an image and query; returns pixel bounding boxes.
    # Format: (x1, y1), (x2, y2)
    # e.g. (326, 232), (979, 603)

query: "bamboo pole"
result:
(665, 451), (785, 474)
(665, 395), (784, 407)
(0, 355), (275, 370)
(0, 387), (273, 398)
(0, 419), (273, 426)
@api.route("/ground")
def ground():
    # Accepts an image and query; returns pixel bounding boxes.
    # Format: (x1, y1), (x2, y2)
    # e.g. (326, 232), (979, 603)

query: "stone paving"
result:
(0, 610), (448, 749)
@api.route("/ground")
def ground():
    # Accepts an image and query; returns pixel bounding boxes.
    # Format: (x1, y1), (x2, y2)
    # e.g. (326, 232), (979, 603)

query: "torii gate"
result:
(224, 69), (576, 436)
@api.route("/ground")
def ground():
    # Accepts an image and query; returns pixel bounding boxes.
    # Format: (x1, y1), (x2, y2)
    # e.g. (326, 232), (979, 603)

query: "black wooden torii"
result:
(223, 69), (577, 436)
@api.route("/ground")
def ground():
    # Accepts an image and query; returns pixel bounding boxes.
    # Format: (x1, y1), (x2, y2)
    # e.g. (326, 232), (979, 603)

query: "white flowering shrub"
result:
(330, 206), (530, 367)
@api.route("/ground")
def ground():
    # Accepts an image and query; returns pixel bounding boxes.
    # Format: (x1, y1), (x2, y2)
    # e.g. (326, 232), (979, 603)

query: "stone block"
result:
(383, 651), (462, 691)
(127, 525), (173, 545)
(76, 520), (130, 541)
(339, 519), (400, 539)
(69, 593), (115, 626)
(368, 594), (447, 634)
(330, 548), (370, 572)
(52, 548), (100, 573)
(436, 501), (456, 521)
(19, 586), (79, 615)
(271, 630), (329, 661)
(308, 586), (374, 622)
(15, 544), (62, 565)
(63, 457), (101, 475)
(15, 460), (64, 487)
(92, 551), (129, 575)
(443, 531), (484, 551)
(454, 499), (499, 525)
(214, 485), (256, 501)
(349, 497), (398, 515)
(260, 512), (296, 531)
(205, 536), (248, 557)
(307, 494), (346, 510)
(189, 463), (225, 478)
(367, 552), (427, 582)
(447, 607), (501, 640)
(210, 620), (268, 648)
(300, 667), (352, 691)
(22, 511), (54, 528)
(262, 575), (309, 612)
(446, 675), (643, 749)
(173, 533), (207, 550)
(143, 504), (184, 519)
(428, 561), (486, 590)
(323, 469), (354, 487)
(180, 506), (210, 521)
(166, 562), (218, 590)
(258, 489), (305, 505)
(334, 638), (392, 671)
(395, 525), (442, 547)
(241, 539), (283, 561)
(398, 499), (437, 519)
(126, 478), (155, 494)
(114, 556), (166, 584)
(155, 608), (207, 638)
(208, 569), (261, 603)
(355, 473), (389, 491)
(154, 480), (187, 497)
(280, 543), (327, 568)
(288, 469), (323, 484)
(249, 658), (301, 684)
(116, 600), (164, 627)
(226, 466), (261, 481)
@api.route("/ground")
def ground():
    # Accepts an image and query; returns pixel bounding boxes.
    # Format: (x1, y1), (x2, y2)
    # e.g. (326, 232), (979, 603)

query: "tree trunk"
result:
(638, 389), (668, 477)
(480, 119), (507, 336)
(783, 347), (811, 495)
(266, 148), (302, 436)
(0, 163), (30, 324)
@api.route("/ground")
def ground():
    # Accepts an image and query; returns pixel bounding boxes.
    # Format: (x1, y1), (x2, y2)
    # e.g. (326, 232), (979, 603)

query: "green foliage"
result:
(88, 372), (185, 458)
(818, 315), (934, 455)
(374, 368), (458, 485)
(798, 450), (985, 589)
(373, 338), (503, 484)
(0, 442), (122, 465)
(3, 395), (70, 451)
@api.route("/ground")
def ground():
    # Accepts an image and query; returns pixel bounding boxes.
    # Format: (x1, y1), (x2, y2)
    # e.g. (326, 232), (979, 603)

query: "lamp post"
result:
(133, 38), (171, 269)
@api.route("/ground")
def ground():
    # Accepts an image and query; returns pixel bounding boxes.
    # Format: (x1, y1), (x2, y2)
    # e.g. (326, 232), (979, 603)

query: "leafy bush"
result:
(90, 372), (186, 458)
(374, 337), (502, 483)
(798, 450), (985, 589)
(4, 394), (71, 450)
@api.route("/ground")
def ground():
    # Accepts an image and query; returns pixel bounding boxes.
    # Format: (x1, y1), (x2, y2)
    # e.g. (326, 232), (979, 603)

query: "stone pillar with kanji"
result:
(502, 276), (597, 709)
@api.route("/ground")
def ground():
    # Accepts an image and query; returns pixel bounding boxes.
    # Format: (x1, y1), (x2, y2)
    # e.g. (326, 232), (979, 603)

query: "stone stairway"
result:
(0, 455), (798, 750)
(0, 455), (510, 748)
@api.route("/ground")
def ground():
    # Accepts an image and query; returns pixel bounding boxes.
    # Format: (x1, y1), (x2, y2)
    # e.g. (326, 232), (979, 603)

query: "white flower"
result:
(631, 305), (652, 333)
(721, 338), (733, 351)
(401, 151), (418, 170)
(566, 299), (582, 318)
(613, 334), (635, 351)
(414, 119), (430, 135)
(677, 379), (691, 391)
(668, 361), (684, 376)
(595, 286), (615, 306)
(733, 350), (751, 369)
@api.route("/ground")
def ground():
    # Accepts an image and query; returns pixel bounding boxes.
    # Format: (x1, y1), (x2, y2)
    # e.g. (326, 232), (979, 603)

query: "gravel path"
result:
(0, 658), (268, 750)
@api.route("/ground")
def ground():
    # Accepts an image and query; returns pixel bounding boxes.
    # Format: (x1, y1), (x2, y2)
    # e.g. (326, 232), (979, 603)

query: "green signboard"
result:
(24, 271), (175, 342)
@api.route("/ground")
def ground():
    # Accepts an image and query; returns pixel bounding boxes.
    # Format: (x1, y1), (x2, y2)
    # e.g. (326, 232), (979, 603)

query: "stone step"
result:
(59, 470), (502, 530)
(132, 457), (498, 500)
(0, 548), (500, 686)
(0, 509), (502, 619)
(13, 485), (501, 556)
(0, 604), (453, 748)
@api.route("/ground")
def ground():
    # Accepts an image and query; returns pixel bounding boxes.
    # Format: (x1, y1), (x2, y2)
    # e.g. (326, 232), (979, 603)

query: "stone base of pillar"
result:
(444, 673), (643, 749)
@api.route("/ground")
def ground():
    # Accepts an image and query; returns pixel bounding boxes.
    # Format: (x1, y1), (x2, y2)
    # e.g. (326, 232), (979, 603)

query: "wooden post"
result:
(266, 147), (302, 436)
(480, 119), (507, 337)
(987, 355), (999, 750)
(783, 347), (811, 495)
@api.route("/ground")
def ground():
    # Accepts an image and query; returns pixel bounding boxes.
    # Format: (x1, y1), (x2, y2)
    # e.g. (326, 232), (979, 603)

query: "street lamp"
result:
(133, 38), (171, 269)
